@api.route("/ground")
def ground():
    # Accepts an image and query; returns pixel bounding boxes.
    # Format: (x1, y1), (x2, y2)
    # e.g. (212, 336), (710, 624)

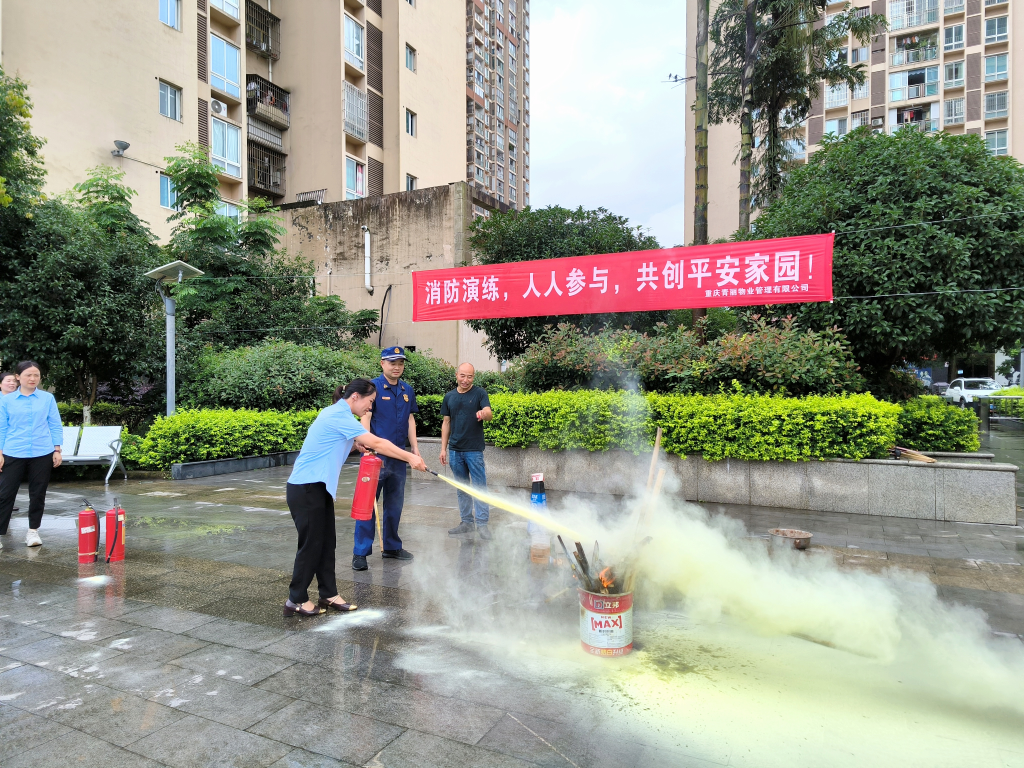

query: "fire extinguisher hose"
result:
(106, 496), (121, 563)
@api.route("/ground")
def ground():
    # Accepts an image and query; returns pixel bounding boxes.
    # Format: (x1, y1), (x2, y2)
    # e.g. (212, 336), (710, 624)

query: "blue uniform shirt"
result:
(0, 389), (62, 459)
(369, 374), (418, 447)
(288, 399), (368, 499)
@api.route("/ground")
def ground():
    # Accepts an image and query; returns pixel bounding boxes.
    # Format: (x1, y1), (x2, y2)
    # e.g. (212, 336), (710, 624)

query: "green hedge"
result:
(896, 396), (980, 452)
(417, 395), (444, 437)
(128, 409), (318, 469)
(58, 402), (153, 433)
(993, 387), (1024, 418)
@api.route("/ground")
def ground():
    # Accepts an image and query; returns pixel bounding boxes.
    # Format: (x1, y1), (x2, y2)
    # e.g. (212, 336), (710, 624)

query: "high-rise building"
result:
(0, 0), (471, 241)
(465, 0), (531, 214)
(685, 0), (1020, 243)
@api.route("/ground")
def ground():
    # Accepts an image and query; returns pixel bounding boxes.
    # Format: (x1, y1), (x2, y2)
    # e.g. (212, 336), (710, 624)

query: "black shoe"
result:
(477, 525), (492, 540)
(352, 555), (368, 571)
(448, 522), (475, 536)
(382, 549), (414, 560)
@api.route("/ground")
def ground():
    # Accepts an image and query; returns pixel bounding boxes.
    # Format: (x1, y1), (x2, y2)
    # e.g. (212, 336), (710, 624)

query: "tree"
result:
(693, 0), (711, 247)
(709, 0), (886, 228)
(744, 129), (1024, 392)
(464, 205), (661, 361)
(163, 143), (378, 356)
(0, 168), (162, 416)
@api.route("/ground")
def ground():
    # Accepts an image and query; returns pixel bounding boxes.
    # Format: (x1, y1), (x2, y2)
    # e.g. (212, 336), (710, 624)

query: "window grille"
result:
(246, 75), (290, 128)
(246, 0), (281, 60)
(248, 142), (286, 197)
(247, 116), (283, 150)
(344, 82), (368, 142)
(985, 91), (1008, 120)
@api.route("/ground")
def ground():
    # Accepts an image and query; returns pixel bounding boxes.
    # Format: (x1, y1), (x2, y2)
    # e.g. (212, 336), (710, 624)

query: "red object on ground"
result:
(579, 589), (634, 657)
(78, 503), (99, 564)
(351, 454), (382, 521)
(413, 234), (834, 322)
(105, 505), (125, 562)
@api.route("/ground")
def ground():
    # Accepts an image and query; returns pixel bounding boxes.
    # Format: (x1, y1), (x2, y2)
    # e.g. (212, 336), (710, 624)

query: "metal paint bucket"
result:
(579, 588), (633, 657)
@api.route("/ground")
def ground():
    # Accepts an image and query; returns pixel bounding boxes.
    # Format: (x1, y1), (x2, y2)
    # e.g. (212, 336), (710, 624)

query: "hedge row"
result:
(122, 392), (979, 470)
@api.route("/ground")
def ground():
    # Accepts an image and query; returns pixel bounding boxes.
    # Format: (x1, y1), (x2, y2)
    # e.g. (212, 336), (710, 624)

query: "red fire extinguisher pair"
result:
(78, 498), (125, 565)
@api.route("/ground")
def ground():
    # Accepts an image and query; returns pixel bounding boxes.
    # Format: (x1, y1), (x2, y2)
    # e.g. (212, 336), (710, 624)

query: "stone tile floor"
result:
(0, 450), (1023, 767)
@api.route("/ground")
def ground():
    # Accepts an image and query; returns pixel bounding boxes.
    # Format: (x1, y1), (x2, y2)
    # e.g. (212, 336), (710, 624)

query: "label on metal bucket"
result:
(80, 526), (95, 534)
(579, 589), (633, 657)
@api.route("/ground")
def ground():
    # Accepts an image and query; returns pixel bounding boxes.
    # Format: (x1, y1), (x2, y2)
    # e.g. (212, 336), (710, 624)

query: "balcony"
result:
(246, 75), (290, 129)
(891, 47), (938, 67)
(245, 0), (281, 61)
(889, 0), (939, 30)
(247, 142), (286, 198)
(344, 82), (368, 143)
(890, 119), (939, 134)
(944, 0), (964, 12)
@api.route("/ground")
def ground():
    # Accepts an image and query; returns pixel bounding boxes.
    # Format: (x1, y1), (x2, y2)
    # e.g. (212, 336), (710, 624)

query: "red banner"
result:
(413, 234), (833, 322)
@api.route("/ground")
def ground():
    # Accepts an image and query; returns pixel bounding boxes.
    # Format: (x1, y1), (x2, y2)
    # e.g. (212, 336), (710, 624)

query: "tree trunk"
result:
(693, 0), (710, 247)
(83, 374), (98, 426)
(738, 0), (757, 234)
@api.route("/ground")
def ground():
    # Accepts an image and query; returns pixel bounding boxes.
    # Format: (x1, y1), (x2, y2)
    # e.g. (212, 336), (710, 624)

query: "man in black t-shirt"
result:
(440, 363), (493, 540)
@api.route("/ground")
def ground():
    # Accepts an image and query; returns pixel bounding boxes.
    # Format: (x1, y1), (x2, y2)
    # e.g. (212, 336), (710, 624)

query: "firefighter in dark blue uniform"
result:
(352, 347), (420, 570)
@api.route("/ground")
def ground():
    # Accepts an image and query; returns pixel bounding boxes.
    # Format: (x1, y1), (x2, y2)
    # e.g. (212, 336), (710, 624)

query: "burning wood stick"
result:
(646, 426), (663, 491)
(558, 535), (594, 591)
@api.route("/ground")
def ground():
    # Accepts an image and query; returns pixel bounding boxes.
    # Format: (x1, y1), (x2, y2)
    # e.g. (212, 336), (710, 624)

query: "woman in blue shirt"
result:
(0, 361), (63, 549)
(285, 379), (427, 617)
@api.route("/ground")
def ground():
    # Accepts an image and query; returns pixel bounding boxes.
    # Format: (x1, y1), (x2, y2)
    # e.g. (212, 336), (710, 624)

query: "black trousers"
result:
(286, 482), (339, 604)
(0, 453), (53, 534)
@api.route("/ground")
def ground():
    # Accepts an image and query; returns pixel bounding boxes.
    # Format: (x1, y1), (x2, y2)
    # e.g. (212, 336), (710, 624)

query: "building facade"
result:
(464, 0), (531, 213)
(685, 0), (1021, 243)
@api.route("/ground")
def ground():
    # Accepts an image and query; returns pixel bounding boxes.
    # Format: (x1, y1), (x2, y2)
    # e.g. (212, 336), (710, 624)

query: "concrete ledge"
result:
(171, 451), (300, 480)
(415, 439), (1018, 525)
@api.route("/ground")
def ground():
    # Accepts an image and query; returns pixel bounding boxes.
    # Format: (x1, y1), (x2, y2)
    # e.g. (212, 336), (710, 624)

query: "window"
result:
(944, 60), (964, 88)
(345, 16), (365, 70)
(825, 117), (848, 137)
(210, 36), (241, 98)
(985, 54), (1008, 82)
(406, 174), (418, 191)
(210, 0), (239, 18)
(211, 117), (241, 177)
(851, 110), (870, 129)
(853, 81), (869, 100)
(944, 97), (965, 124)
(159, 174), (177, 209)
(944, 25), (964, 51)
(889, 66), (938, 101)
(346, 157), (365, 199)
(985, 91), (1008, 119)
(888, 0), (939, 31)
(985, 129), (1008, 156)
(159, 81), (181, 120)
(216, 200), (240, 222)
(405, 109), (417, 136)
(985, 17), (1008, 44)
(406, 44), (417, 72)
(851, 46), (869, 63)
(159, 0), (179, 29)
(825, 84), (848, 109)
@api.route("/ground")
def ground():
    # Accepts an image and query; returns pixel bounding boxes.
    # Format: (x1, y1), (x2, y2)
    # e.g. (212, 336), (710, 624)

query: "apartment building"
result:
(684, 0), (1021, 243)
(465, 0), (531, 213)
(0, 0), (470, 241)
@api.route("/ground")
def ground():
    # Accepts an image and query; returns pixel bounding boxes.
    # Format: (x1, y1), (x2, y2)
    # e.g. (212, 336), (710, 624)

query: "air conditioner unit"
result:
(871, 117), (884, 127)
(211, 99), (228, 116)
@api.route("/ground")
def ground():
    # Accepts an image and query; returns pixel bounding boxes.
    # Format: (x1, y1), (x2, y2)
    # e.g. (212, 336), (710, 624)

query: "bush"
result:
(896, 396), (980, 453)
(131, 409), (317, 469)
(400, 352), (455, 396)
(993, 387), (1024, 418)
(648, 391), (900, 461)
(416, 395), (444, 437)
(58, 402), (153, 433)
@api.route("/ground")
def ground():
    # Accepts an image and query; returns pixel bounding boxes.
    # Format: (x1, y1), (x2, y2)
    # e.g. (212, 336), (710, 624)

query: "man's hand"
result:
(476, 410), (485, 421)
(409, 454), (428, 472)
(0, 453), (4, 472)
(53, 449), (62, 469)
(439, 447), (448, 466)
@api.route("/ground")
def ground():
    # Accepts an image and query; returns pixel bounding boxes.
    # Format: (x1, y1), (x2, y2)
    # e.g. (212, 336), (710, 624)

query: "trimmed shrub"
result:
(131, 409), (318, 469)
(896, 396), (980, 453)
(993, 387), (1024, 418)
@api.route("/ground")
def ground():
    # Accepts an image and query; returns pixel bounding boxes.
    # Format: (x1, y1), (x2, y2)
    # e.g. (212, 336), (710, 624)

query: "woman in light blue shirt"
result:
(285, 378), (427, 617)
(0, 361), (63, 549)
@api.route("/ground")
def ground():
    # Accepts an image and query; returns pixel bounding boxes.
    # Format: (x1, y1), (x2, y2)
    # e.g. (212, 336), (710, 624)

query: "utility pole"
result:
(693, 0), (711, 335)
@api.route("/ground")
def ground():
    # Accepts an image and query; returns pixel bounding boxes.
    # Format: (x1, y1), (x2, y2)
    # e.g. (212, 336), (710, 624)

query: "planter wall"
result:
(171, 450), (300, 480)
(417, 438), (1017, 525)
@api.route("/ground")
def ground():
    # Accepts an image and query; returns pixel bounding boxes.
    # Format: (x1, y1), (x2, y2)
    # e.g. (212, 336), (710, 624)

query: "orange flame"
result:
(598, 567), (614, 588)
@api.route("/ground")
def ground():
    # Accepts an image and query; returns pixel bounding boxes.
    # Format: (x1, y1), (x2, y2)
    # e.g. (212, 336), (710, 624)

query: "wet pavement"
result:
(1, 455), (1023, 767)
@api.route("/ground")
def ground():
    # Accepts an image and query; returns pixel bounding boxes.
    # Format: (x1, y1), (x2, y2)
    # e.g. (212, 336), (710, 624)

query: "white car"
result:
(943, 377), (1003, 406)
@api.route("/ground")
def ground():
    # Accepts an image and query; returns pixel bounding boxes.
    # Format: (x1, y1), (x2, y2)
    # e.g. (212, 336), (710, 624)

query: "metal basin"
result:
(769, 528), (813, 550)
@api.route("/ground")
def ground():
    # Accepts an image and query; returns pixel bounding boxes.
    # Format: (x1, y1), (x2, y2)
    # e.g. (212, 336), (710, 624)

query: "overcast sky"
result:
(529, 0), (690, 247)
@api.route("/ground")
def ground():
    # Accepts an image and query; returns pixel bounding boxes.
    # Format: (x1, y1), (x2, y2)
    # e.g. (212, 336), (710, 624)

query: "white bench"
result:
(61, 426), (127, 484)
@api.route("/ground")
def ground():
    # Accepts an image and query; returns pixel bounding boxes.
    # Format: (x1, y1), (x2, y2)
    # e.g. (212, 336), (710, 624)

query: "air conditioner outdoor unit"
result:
(211, 99), (228, 115)
(871, 117), (884, 126)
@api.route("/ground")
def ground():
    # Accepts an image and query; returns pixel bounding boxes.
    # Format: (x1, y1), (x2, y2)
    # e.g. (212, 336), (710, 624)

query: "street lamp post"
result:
(144, 261), (204, 416)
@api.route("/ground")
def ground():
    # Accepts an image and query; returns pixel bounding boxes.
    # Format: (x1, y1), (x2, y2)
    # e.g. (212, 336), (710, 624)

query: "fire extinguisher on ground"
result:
(78, 499), (99, 564)
(105, 498), (126, 563)
(351, 454), (382, 521)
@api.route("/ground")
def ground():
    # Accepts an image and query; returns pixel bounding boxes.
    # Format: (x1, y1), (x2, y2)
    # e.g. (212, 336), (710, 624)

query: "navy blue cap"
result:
(381, 346), (407, 360)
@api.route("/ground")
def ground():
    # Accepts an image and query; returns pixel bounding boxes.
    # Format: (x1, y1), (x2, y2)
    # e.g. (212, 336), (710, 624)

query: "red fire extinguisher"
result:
(105, 498), (126, 563)
(351, 454), (382, 521)
(78, 499), (99, 564)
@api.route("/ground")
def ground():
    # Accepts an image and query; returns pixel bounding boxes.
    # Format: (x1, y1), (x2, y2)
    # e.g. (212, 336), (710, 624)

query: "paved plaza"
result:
(1, 433), (1023, 767)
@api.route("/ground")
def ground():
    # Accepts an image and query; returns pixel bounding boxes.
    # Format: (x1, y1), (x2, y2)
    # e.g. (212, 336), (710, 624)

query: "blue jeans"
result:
(449, 450), (489, 525)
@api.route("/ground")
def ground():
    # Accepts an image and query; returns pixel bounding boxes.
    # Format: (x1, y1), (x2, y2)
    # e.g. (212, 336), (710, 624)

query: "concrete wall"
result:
(282, 181), (498, 370)
(417, 438), (1018, 525)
